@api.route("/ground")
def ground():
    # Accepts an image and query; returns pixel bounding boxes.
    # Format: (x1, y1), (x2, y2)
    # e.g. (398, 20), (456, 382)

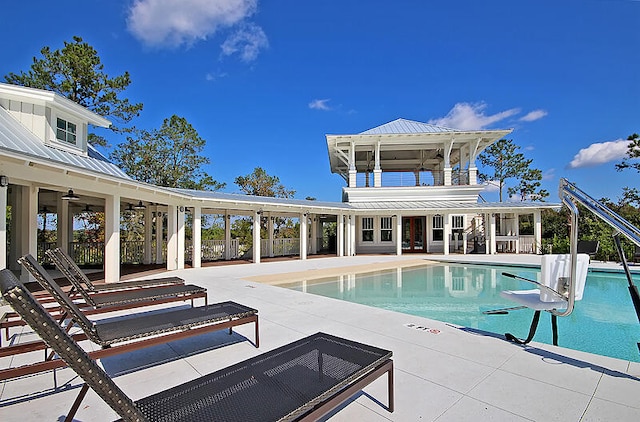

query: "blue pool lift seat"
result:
(490, 253), (590, 346)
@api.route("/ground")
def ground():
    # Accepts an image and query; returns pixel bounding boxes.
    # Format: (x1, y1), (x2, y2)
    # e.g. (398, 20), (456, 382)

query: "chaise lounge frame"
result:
(0, 268), (393, 422)
(0, 258), (259, 381)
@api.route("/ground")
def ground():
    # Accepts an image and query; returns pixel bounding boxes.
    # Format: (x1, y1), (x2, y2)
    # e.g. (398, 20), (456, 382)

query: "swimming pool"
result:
(279, 262), (640, 362)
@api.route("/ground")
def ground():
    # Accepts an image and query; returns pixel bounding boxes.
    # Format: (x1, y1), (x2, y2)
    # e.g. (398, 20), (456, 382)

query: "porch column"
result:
(374, 141), (382, 187)
(468, 167), (478, 185)
(56, 194), (69, 252)
(443, 213), (450, 256)
(515, 213), (520, 254)
(192, 205), (202, 268)
(534, 210), (542, 254)
(8, 186), (20, 271)
(177, 206), (185, 270)
(166, 204), (178, 270)
(489, 213), (497, 255)
(104, 194), (120, 283)
(349, 215), (356, 256)
(143, 205), (153, 264)
(396, 214), (402, 255)
(155, 207), (163, 264)
(309, 215), (317, 254)
(253, 210), (261, 263)
(348, 141), (357, 187)
(300, 212), (308, 260)
(337, 214), (344, 257)
(224, 211), (232, 260)
(0, 181), (7, 269)
(19, 186), (38, 282)
(268, 215), (274, 257)
(444, 140), (453, 186)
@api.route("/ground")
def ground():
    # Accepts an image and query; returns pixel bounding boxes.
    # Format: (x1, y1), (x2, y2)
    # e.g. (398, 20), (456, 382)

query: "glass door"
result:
(402, 217), (426, 252)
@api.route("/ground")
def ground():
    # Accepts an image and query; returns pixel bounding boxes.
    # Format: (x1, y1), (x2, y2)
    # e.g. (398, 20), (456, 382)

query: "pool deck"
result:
(1, 254), (640, 421)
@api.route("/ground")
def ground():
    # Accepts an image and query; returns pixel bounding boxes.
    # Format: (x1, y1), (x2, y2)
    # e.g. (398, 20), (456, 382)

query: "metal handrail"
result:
(559, 179), (640, 342)
(559, 178), (640, 247)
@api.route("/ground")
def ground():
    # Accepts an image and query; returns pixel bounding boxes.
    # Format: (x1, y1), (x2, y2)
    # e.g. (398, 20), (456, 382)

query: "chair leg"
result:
(65, 383), (89, 422)
(505, 310), (541, 345)
(551, 314), (558, 346)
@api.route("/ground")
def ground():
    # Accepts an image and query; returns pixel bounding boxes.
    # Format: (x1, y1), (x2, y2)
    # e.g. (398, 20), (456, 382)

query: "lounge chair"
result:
(47, 247), (184, 293)
(0, 268), (393, 422)
(577, 240), (599, 260)
(494, 253), (590, 346)
(0, 258), (258, 381)
(1, 255), (208, 340)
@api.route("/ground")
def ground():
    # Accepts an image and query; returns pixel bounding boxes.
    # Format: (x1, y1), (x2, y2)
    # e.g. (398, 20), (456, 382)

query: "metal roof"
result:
(360, 118), (457, 135)
(348, 200), (560, 212)
(0, 106), (131, 179)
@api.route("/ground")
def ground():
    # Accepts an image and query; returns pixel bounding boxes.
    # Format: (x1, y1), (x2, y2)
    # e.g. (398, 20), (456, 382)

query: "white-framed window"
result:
(432, 214), (443, 241)
(452, 215), (464, 230)
(56, 117), (77, 144)
(380, 217), (393, 242)
(362, 217), (374, 242)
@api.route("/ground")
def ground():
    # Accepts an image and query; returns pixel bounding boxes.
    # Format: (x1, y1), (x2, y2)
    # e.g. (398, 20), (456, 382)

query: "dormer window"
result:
(56, 118), (77, 144)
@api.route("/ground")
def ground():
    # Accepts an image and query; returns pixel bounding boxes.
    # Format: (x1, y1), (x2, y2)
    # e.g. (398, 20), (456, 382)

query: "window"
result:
(432, 215), (443, 241)
(380, 217), (393, 242)
(56, 118), (77, 144)
(452, 215), (464, 230)
(362, 217), (374, 242)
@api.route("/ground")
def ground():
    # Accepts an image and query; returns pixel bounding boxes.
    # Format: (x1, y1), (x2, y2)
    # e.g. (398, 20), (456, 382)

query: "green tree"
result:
(110, 115), (225, 190)
(234, 167), (295, 198)
(4, 36), (143, 146)
(615, 133), (640, 173)
(478, 139), (546, 202)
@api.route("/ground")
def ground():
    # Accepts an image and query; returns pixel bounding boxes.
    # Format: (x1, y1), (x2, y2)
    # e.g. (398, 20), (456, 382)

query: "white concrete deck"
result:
(1, 254), (640, 421)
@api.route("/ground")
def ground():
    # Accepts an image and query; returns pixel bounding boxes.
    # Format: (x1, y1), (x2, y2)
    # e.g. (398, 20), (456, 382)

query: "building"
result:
(0, 83), (559, 282)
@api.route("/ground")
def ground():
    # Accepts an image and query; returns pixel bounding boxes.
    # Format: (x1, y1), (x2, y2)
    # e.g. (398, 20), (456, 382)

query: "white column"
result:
(374, 141), (382, 187)
(443, 213), (450, 256)
(300, 213), (308, 260)
(268, 216), (274, 257)
(143, 205), (153, 264)
(348, 141), (357, 187)
(166, 204), (178, 270)
(225, 211), (232, 260)
(19, 186), (38, 282)
(349, 216), (356, 256)
(56, 194), (69, 251)
(253, 211), (261, 263)
(0, 183), (7, 269)
(104, 194), (120, 283)
(468, 167), (478, 185)
(337, 214), (344, 257)
(8, 186), (20, 271)
(192, 206), (201, 268)
(489, 213), (497, 255)
(177, 206), (185, 270)
(396, 215), (402, 255)
(534, 210), (542, 254)
(515, 213), (520, 254)
(155, 207), (163, 264)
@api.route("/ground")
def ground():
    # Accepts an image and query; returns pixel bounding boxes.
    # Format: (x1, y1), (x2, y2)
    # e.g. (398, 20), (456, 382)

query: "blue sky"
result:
(2, 0), (638, 203)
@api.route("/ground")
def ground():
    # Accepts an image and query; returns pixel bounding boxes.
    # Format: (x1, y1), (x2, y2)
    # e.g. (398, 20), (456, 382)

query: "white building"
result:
(0, 83), (559, 282)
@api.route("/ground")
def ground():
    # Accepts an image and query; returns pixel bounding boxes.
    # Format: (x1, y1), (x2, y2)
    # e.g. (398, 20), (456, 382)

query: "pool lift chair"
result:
(487, 179), (640, 353)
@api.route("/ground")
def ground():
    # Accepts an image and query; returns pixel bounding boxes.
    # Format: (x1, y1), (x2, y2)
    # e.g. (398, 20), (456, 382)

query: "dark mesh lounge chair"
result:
(0, 258), (258, 381)
(0, 268), (393, 422)
(47, 247), (184, 293)
(1, 254), (208, 340)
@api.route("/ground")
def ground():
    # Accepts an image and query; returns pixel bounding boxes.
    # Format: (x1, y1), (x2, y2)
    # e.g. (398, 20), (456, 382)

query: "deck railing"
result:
(355, 170), (471, 188)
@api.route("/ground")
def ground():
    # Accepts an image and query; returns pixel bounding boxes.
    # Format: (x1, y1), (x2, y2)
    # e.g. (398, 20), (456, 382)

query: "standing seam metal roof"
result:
(0, 106), (131, 179)
(359, 118), (457, 135)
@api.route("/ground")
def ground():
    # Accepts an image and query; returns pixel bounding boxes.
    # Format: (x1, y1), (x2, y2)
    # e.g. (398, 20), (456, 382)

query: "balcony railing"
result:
(355, 170), (470, 188)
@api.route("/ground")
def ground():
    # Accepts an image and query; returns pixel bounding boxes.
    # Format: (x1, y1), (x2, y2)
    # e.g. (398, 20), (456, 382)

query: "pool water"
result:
(280, 263), (640, 362)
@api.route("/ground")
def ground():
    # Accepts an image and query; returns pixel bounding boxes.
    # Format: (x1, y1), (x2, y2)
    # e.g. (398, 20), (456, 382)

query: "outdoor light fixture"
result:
(126, 203), (134, 212)
(0, 175), (7, 187)
(61, 189), (79, 200)
(134, 200), (146, 210)
(83, 204), (92, 213)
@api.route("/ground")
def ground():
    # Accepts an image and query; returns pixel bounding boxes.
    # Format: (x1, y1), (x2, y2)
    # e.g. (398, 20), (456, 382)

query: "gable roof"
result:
(0, 105), (130, 179)
(360, 118), (457, 135)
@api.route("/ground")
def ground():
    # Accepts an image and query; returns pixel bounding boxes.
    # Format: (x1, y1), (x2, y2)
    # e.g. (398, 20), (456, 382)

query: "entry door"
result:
(402, 217), (426, 252)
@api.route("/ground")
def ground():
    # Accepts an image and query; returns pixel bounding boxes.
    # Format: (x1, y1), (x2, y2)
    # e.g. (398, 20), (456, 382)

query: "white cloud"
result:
(567, 139), (629, 169)
(428, 102), (520, 130)
(127, 0), (259, 48)
(481, 180), (500, 192)
(220, 23), (268, 62)
(520, 109), (548, 122)
(309, 99), (332, 111)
